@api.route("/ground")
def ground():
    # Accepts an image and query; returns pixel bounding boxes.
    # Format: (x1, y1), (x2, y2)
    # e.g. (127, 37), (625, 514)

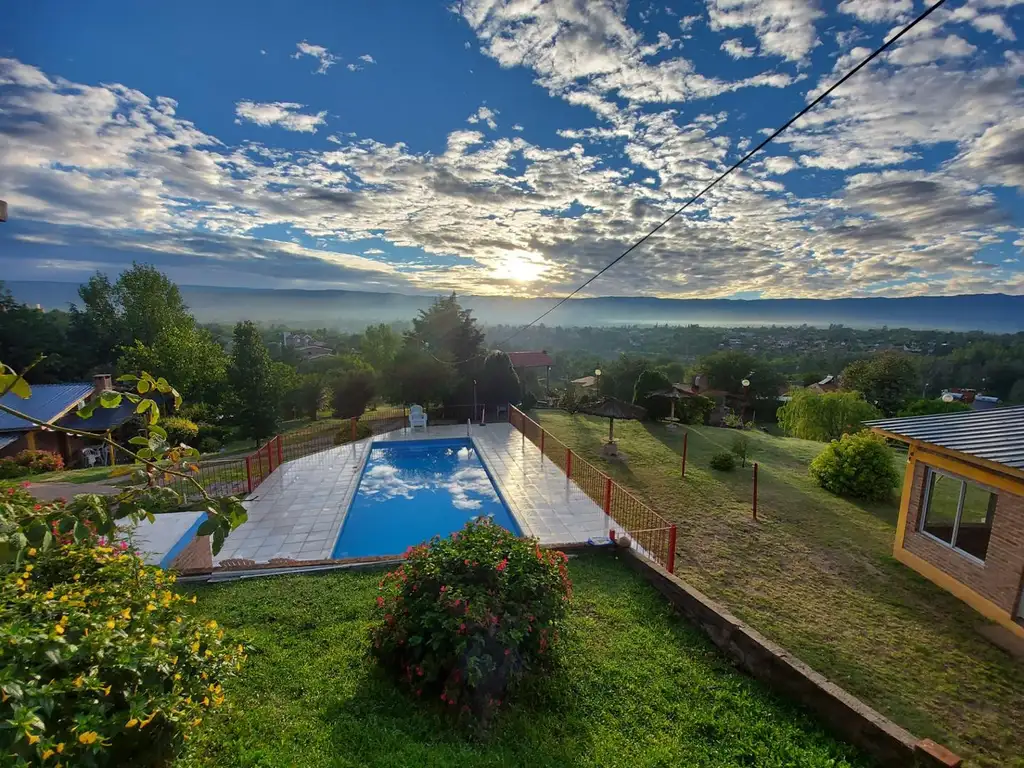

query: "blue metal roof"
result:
(57, 400), (137, 432)
(0, 433), (22, 451)
(0, 383), (95, 432)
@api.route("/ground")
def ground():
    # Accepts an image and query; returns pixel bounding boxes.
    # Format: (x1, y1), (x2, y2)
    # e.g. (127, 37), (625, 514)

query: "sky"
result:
(1, 0), (1023, 302)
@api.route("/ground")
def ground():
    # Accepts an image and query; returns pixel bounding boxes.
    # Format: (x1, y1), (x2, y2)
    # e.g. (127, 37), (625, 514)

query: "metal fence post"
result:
(276, 435), (283, 466)
(753, 462), (759, 520)
(603, 476), (612, 534)
(681, 431), (688, 478)
(565, 448), (572, 478)
(351, 417), (357, 442)
(245, 455), (253, 494)
(540, 429), (545, 456)
(667, 525), (677, 574)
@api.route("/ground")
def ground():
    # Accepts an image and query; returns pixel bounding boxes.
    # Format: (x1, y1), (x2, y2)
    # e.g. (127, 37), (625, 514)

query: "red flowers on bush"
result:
(369, 519), (572, 725)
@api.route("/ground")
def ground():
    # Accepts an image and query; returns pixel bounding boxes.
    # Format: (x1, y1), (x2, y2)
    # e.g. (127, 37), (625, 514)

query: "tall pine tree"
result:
(228, 321), (280, 443)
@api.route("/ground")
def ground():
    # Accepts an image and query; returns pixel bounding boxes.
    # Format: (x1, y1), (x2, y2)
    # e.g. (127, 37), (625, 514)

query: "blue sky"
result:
(1, 0), (1022, 300)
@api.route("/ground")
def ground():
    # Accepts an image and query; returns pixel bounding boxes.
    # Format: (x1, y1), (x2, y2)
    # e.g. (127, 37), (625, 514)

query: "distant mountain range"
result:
(6, 281), (1023, 333)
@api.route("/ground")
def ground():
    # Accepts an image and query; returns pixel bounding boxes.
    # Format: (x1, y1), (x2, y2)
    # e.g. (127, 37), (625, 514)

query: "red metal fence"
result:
(165, 407), (407, 501)
(508, 405), (677, 574)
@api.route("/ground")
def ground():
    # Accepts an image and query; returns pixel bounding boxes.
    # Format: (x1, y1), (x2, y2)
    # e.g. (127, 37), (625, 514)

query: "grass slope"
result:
(177, 556), (869, 768)
(537, 412), (1024, 768)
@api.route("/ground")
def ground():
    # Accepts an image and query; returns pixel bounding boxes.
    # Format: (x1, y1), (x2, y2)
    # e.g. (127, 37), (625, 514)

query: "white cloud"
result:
(838, 0), (912, 23)
(292, 41), (338, 74)
(234, 101), (327, 133)
(363, 248), (386, 255)
(358, 54), (377, 64)
(679, 14), (701, 31)
(721, 38), (756, 58)
(512, 124), (524, 132)
(706, 0), (823, 62)
(260, 49), (267, 55)
(346, 63), (361, 71)
(886, 33), (976, 67)
(948, 4), (1017, 41)
(467, 105), (498, 130)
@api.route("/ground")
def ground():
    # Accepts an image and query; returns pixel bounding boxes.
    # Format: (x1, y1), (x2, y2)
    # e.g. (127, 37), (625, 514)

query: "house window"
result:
(920, 468), (997, 562)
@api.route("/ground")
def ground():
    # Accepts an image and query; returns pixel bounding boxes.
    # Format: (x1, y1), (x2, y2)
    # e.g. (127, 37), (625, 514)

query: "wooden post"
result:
(245, 455), (254, 494)
(350, 417), (357, 442)
(539, 429), (546, 456)
(753, 462), (759, 520)
(276, 435), (283, 466)
(667, 525), (677, 574)
(565, 448), (573, 478)
(681, 431), (688, 478)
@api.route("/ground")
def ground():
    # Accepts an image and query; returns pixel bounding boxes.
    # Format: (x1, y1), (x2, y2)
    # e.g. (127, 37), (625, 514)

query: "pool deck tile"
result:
(214, 423), (611, 565)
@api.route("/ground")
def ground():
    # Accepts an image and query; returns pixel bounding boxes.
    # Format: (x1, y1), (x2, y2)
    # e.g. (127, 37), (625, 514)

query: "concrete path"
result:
(25, 481), (123, 501)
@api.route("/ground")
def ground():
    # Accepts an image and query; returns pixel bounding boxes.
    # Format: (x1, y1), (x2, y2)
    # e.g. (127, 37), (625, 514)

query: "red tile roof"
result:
(506, 351), (553, 368)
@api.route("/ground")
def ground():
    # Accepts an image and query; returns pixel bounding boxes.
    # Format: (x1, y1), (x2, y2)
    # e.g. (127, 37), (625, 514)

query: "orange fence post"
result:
(667, 525), (677, 574)
(603, 476), (612, 535)
(245, 455), (253, 494)
(276, 435), (283, 466)
(753, 462), (759, 520)
(351, 417), (357, 441)
(681, 431), (688, 478)
(565, 448), (573, 478)
(539, 429), (545, 456)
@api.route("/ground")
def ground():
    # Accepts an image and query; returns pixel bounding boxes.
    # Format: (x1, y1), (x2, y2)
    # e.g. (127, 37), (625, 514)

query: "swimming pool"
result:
(330, 438), (521, 559)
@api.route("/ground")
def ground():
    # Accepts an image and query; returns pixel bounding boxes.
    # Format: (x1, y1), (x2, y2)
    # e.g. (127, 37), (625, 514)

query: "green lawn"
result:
(537, 412), (1024, 768)
(175, 555), (869, 768)
(29, 464), (132, 485)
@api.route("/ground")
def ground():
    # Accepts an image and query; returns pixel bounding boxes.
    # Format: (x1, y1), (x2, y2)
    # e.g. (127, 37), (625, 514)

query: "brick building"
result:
(868, 407), (1024, 639)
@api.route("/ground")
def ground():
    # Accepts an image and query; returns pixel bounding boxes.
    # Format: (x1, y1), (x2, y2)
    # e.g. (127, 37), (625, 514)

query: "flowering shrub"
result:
(0, 542), (245, 766)
(161, 416), (199, 446)
(15, 449), (65, 473)
(370, 519), (571, 725)
(809, 431), (900, 501)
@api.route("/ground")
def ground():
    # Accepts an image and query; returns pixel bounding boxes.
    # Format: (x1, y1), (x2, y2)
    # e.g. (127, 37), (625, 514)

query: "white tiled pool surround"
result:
(211, 423), (612, 566)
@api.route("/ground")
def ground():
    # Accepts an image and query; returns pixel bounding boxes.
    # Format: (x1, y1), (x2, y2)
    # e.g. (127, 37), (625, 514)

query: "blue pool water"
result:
(331, 438), (521, 559)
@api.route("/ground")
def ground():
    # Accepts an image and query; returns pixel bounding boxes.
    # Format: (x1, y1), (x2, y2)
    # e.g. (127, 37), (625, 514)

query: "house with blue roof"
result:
(0, 374), (137, 465)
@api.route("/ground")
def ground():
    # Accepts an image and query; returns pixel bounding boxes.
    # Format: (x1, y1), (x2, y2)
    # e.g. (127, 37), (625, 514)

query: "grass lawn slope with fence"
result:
(536, 411), (1024, 768)
(174, 554), (870, 768)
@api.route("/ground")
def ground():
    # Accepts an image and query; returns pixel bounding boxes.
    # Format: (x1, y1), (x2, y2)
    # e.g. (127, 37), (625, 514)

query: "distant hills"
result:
(6, 281), (1023, 333)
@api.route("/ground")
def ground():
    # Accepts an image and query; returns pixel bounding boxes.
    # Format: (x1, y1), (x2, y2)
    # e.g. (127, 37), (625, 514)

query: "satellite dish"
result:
(941, 393), (955, 403)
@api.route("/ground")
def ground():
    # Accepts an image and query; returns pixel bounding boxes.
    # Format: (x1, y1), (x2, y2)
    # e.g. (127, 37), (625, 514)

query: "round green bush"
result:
(0, 538), (245, 766)
(809, 431), (900, 501)
(370, 519), (572, 725)
(0, 458), (32, 480)
(197, 436), (223, 454)
(161, 417), (199, 447)
(709, 450), (737, 471)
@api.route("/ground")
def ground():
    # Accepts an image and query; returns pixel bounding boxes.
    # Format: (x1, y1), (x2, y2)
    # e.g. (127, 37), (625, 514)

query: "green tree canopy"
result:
(696, 351), (784, 399)
(896, 398), (972, 417)
(777, 389), (881, 442)
(478, 351), (521, 408)
(117, 325), (228, 407)
(360, 323), (401, 372)
(406, 293), (484, 404)
(227, 321), (280, 443)
(840, 351), (918, 416)
(633, 369), (673, 420)
(381, 346), (453, 407)
(601, 354), (651, 401)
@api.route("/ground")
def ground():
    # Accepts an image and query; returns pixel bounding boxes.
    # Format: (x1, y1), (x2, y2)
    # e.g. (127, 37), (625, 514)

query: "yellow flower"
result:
(27, 548), (37, 557)
(191, 595), (197, 604)
(191, 641), (200, 653)
(191, 717), (202, 727)
(102, 685), (111, 696)
(59, 595), (68, 602)
(73, 675), (84, 688)
(24, 564), (33, 572)
(106, 619), (115, 629)
(26, 732), (39, 745)
(54, 625), (65, 635)
(77, 731), (99, 745)
(121, 608), (131, 619)
(126, 718), (139, 728)
(202, 696), (210, 706)
(207, 620), (217, 629)
(42, 748), (54, 759)
(56, 743), (64, 753)
(73, 574), (80, 581)
(174, 673), (181, 681)
(44, 590), (54, 599)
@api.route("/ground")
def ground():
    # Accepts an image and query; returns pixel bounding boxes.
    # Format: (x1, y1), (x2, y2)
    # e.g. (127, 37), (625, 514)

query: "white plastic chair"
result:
(408, 404), (427, 431)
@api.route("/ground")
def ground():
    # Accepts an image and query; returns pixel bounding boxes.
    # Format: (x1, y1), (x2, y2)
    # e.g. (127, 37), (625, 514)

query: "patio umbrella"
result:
(650, 388), (686, 421)
(579, 397), (647, 443)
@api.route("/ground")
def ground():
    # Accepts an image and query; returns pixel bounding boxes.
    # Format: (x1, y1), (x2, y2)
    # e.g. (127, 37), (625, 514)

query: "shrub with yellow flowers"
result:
(0, 542), (245, 766)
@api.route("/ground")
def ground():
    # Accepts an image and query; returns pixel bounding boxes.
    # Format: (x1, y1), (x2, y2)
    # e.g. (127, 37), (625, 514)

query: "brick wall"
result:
(903, 458), (1024, 615)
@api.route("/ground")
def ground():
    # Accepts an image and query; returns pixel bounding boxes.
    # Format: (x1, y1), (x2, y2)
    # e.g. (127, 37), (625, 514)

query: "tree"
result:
(407, 293), (485, 404)
(360, 323), (401, 372)
(730, 433), (752, 467)
(0, 283), (74, 382)
(283, 373), (331, 419)
(332, 370), (376, 419)
(227, 321), (280, 443)
(117, 324), (228, 407)
(776, 390), (881, 442)
(896, 398), (972, 417)
(696, 351), (784, 399)
(602, 354), (651, 401)
(679, 394), (715, 425)
(840, 351), (918, 416)
(477, 351), (521, 409)
(633, 369), (672, 420)
(381, 346), (453, 406)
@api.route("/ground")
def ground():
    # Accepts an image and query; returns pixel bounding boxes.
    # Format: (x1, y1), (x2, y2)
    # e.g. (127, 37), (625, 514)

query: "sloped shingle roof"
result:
(865, 405), (1024, 471)
(0, 383), (94, 432)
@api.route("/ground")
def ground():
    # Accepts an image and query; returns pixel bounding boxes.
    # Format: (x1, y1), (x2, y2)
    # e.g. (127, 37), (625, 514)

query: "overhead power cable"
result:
(423, 0), (948, 364)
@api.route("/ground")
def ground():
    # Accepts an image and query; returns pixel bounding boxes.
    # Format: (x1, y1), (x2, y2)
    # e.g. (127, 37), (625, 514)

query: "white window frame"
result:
(919, 467), (997, 566)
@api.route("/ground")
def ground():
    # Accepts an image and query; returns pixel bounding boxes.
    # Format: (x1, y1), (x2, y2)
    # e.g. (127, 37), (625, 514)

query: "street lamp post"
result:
(594, 368), (602, 395)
